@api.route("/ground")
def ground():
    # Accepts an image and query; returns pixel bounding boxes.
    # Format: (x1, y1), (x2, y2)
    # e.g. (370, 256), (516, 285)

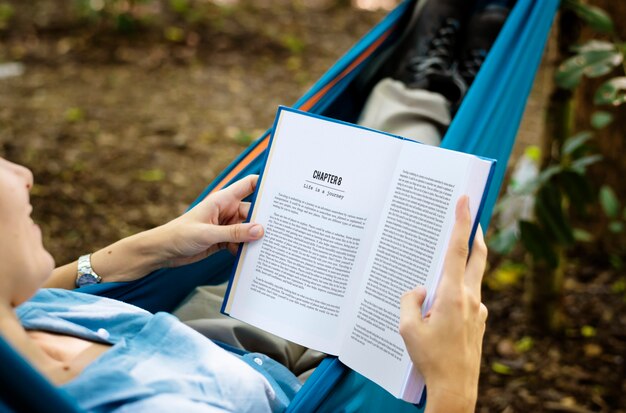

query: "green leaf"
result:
(581, 325), (597, 337)
(115, 12), (137, 34)
(137, 169), (166, 182)
(0, 3), (15, 29)
(235, 130), (253, 145)
(573, 228), (593, 242)
(612, 278), (626, 293)
(559, 171), (594, 211)
(164, 26), (184, 42)
(535, 165), (563, 188)
(64, 107), (84, 123)
(488, 227), (519, 255)
(487, 262), (525, 290)
(524, 145), (542, 162)
(519, 221), (559, 268)
(609, 221), (624, 233)
(485, 261), (528, 291)
(563, 0), (614, 33)
(281, 34), (306, 54)
(535, 185), (575, 246)
(491, 361), (514, 375)
(555, 41), (622, 89)
(594, 77), (626, 106)
(169, 0), (190, 14)
(575, 40), (616, 53)
(570, 154), (602, 174)
(599, 185), (620, 218)
(562, 131), (593, 155)
(590, 111), (614, 129)
(515, 336), (534, 353)
(610, 254), (624, 269)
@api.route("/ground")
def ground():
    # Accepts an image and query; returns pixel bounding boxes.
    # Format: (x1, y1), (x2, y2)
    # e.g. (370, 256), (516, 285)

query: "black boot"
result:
(456, 4), (510, 92)
(392, 0), (475, 90)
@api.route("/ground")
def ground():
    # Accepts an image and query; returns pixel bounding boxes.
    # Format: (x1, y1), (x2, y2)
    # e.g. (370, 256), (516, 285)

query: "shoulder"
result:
(16, 288), (153, 338)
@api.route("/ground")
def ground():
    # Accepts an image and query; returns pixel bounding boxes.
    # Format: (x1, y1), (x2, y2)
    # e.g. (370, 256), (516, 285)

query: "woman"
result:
(0, 156), (487, 412)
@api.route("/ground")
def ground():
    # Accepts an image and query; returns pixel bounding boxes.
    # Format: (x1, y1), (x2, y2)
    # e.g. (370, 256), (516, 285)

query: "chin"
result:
(12, 250), (56, 307)
(41, 250), (56, 279)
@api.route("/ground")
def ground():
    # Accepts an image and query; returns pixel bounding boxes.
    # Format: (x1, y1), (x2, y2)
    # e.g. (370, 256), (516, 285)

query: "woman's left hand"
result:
(150, 174), (264, 269)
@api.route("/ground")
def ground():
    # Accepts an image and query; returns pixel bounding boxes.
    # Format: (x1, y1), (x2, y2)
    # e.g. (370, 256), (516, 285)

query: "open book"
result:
(222, 107), (495, 403)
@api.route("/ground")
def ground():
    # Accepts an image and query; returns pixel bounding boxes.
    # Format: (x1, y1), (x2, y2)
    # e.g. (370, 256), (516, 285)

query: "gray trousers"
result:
(175, 77), (451, 381)
(358, 78), (450, 146)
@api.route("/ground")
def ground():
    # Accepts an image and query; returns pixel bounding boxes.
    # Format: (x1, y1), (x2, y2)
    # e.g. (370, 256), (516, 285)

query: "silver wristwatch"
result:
(76, 254), (102, 288)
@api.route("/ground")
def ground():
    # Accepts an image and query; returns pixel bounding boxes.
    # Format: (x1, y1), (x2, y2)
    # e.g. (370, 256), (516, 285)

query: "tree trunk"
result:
(526, 250), (566, 332)
(526, 10), (580, 334)
(540, 9), (580, 170)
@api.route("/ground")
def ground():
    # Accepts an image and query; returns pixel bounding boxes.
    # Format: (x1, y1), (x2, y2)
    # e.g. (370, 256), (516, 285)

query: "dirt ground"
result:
(0, 1), (624, 411)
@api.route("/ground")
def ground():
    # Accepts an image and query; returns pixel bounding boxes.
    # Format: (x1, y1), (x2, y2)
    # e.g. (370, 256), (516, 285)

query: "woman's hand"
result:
(152, 174), (264, 269)
(399, 196), (488, 413)
(45, 175), (264, 289)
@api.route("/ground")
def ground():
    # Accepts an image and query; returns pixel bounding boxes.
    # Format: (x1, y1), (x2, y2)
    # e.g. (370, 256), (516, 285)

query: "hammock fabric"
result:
(0, 0), (559, 411)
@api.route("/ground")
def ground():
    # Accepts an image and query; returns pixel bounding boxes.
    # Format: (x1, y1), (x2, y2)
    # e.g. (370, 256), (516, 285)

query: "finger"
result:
(239, 202), (251, 221)
(209, 222), (264, 244)
(399, 287), (427, 337)
(222, 175), (259, 201)
(440, 196), (472, 294)
(465, 225), (488, 298)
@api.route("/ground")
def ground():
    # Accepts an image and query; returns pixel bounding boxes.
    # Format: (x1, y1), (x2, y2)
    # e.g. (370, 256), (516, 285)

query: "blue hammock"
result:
(0, 0), (558, 411)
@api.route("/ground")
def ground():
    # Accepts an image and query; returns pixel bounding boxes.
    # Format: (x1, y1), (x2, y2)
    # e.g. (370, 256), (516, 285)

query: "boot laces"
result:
(406, 17), (461, 74)
(459, 49), (487, 84)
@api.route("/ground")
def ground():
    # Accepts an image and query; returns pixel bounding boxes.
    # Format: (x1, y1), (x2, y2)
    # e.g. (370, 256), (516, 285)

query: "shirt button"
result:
(253, 357), (263, 366)
(96, 328), (110, 340)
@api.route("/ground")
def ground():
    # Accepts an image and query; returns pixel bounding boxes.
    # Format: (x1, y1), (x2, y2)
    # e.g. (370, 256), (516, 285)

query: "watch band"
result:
(76, 254), (102, 288)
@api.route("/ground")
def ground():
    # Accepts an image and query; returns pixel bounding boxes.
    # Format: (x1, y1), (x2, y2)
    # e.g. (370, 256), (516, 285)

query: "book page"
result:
(226, 109), (403, 354)
(339, 142), (492, 400)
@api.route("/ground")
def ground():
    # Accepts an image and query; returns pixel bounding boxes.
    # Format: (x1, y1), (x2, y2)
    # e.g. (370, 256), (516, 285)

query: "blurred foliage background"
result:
(0, 0), (625, 411)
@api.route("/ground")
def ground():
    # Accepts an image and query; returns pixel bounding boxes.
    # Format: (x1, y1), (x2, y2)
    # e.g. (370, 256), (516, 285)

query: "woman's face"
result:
(0, 157), (54, 307)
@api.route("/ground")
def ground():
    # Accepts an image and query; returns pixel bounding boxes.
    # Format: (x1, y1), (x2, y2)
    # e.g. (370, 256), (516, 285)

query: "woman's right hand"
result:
(399, 196), (488, 413)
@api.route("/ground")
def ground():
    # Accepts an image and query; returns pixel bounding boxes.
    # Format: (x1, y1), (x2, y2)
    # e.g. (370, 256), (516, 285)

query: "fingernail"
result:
(249, 224), (263, 239)
(456, 195), (468, 217)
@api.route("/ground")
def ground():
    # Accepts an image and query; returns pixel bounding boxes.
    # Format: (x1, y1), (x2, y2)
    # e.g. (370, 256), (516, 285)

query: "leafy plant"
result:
(562, 0), (613, 33)
(490, 0), (625, 331)
(491, 136), (598, 269)
(554, 40), (623, 89)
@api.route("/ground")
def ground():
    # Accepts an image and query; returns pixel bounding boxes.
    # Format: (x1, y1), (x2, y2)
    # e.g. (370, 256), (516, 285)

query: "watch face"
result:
(76, 273), (100, 288)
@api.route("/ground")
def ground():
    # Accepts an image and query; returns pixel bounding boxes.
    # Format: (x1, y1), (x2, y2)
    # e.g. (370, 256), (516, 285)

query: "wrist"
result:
(424, 383), (477, 413)
(90, 229), (164, 282)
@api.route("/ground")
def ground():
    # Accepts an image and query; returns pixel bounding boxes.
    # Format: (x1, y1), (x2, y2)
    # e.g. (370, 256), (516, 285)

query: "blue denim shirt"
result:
(17, 289), (301, 413)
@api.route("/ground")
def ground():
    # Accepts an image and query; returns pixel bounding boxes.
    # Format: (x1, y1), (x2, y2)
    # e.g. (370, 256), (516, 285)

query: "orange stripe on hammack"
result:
(299, 31), (391, 112)
(211, 27), (394, 194)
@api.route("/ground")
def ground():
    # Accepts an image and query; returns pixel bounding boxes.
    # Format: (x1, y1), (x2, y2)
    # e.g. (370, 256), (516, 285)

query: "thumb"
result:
(210, 223), (264, 244)
(399, 286), (427, 336)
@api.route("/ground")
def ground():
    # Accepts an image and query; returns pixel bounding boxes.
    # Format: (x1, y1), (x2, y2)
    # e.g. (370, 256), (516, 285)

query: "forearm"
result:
(41, 175), (262, 290)
(43, 230), (163, 289)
